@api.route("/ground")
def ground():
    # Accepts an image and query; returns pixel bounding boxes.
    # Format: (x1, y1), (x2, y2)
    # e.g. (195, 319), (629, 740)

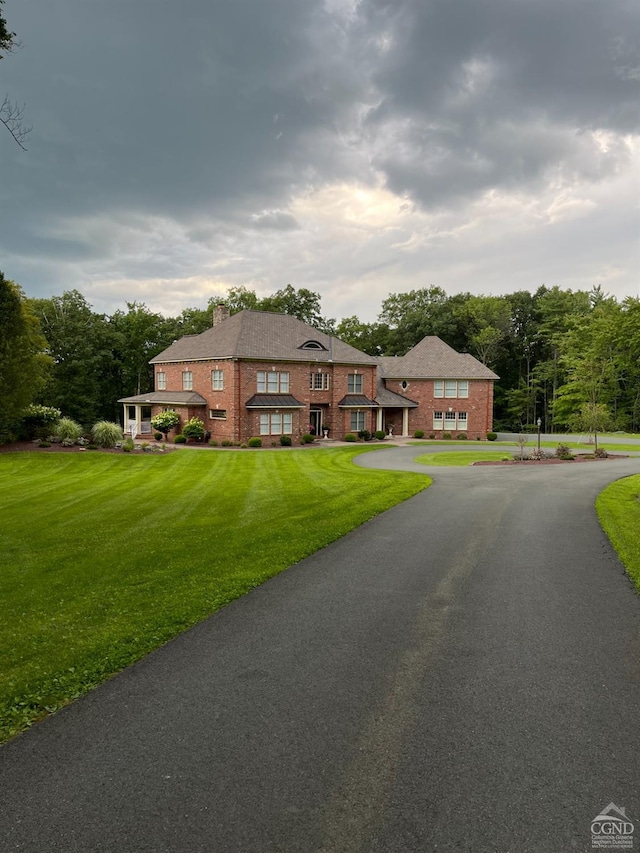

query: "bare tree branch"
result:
(0, 95), (30, 150)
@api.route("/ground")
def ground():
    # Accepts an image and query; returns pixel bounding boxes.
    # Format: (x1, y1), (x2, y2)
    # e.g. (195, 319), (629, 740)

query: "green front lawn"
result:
(596, 474), (640, 592)
(0, 448), (429, 742)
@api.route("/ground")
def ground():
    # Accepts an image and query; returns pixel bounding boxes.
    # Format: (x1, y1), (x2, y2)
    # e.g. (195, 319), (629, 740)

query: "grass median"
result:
(415, 451), (512, 466)
(596, 474), (640, 593)
(0, 447), (429, 742)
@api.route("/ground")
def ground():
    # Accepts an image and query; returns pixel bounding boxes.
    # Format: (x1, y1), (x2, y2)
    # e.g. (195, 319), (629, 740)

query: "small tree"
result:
(568, 402), (613, 453)
(515, 433), (527, 460)
(151, 410), (180, 439)
(21, 404), (61, 439)
(181, 416), (205, 441)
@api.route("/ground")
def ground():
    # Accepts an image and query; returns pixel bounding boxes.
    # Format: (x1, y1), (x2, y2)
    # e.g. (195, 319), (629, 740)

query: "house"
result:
(118, 307), (498, 442)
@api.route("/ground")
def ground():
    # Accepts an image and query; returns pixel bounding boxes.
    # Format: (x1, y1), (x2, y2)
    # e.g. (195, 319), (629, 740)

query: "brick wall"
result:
(383, 378), (495, 438)
(153, 359), (378, 443)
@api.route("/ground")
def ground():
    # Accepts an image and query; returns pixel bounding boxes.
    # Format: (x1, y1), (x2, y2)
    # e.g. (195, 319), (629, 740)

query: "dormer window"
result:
(300, 340), (327, 351)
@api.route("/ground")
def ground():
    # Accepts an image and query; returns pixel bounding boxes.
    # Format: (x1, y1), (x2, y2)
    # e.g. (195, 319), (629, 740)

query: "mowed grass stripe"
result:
(596, 474), (640, 593)
(0, 447), (429, 742)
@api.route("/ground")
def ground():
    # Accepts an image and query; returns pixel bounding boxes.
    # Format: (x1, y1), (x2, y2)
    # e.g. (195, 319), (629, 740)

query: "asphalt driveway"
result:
(1, 450), (640, 852)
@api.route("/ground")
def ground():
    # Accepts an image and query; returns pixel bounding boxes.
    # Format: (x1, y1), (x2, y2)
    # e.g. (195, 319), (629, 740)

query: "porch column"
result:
(402, 407), (409, 436)
(376, 409), (383, 432)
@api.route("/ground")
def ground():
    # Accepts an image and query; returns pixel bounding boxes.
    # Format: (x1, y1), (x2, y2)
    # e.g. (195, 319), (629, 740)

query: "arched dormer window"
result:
(299, 340), (327, 351)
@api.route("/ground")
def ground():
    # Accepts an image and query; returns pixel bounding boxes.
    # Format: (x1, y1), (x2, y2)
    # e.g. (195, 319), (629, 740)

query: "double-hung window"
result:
(348, 374), (363, 394)
(310, 372), (330, 391)
(444, 411), (456, 429)
(434, 379), (468, 398)
(350, 411), (365, 432)
(259, 412), (293, 435)
(211, 369), (224, 390)
(457, 412), (468, 430)
(156, 372), (166, 390)
(257, 371), (290, 393)
(182, 371), (193, 391)
(433, 411), (444, 429)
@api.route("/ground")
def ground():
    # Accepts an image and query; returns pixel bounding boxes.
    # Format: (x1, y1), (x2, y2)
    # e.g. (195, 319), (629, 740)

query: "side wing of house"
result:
(376, 339), (498, 438)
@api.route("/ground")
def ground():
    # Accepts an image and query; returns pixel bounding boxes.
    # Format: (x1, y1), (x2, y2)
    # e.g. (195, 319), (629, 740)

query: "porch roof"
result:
(337, 394), (378, 408)
(245, 394), (305, 409)
(375, 386), (419, 408)
(118, 391), (207, 406)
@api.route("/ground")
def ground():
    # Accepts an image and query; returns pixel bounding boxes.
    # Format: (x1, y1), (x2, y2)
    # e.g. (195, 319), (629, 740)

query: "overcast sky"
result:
(1, 0), (638, 322)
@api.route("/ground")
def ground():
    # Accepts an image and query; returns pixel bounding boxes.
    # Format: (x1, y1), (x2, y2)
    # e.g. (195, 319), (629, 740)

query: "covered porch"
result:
(118, 391), (207, 438)
(374, 387), (419, 437)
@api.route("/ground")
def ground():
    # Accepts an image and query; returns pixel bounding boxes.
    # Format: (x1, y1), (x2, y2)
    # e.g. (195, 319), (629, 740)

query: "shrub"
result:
(486, 432), (498, 441)
(456, 433), (468, 440)
(301, 433), (315, 444)
(92, 421), (124, 448)
(594, 447), (609, 458)
(358, 429), (371, 441)
(209, 439), (219, 447)
(555, 443), (573, 460)
(154, 432), (163, 441)
(86, 443), (98, 450)
(150, 411), (181, 438)
(56, 417), (83, 443)
(529, 448), (547, 460)
(22, 404), (61, 439)
(122, 437), (135, 453)
(344, 433), (357, 442)
(413, 430), (425, 439)
(240, 443), (247, 449)
(181, 417), (206, 441)
(38, 441), (51, 448)
(374, 430), (386, 440)
(429, 433), (435, 440)
(248, 437), (262, 448)
(174, 434), (187, 444)
(221, 439), (233, 447)
(442, 432), (452, 440)
(279, 435), (292, 446)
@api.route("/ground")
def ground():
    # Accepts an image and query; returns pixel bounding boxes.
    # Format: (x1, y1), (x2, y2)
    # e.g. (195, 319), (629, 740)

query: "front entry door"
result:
(309, 409), (322, 437)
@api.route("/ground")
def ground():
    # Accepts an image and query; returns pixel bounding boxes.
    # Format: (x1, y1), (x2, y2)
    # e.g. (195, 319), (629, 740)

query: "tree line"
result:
(1, 272), (639, 440)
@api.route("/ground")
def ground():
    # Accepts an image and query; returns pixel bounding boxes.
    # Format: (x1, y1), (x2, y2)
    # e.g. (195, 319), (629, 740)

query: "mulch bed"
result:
(473, 454), (628, 465)
(0, 441), (171, 455)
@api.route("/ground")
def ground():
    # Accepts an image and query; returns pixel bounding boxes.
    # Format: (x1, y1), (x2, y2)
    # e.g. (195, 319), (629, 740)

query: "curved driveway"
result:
(2, 449), (640, 852)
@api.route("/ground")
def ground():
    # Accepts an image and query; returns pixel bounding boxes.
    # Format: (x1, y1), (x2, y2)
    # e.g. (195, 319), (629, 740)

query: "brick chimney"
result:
(213, 304), (230, 326)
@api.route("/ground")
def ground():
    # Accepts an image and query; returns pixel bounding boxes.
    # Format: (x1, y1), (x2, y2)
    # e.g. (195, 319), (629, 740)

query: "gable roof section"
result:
(151, 311), (376, 366)
(379, 337), (499, 380)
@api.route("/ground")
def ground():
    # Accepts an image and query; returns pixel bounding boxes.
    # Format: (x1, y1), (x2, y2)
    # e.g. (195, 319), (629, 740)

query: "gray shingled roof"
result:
(378, 337), (499, 380)
(150, 311), (377, 366)
(375, 383), (419, 408)
(118, 391), (207, 405)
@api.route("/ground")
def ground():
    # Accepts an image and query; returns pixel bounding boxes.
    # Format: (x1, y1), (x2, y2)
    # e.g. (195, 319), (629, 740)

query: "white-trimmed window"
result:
(350, 411), (365, 432)
(211, 369), (224, 390)
(444, 411), (456, 429)
(259, 412), (293, 435)
(457, 411), (468, 430)
(348, 374), (363, 394)
(310, 372), (330, 391)
(257, 371), (290, 393)
(182, 371), (193, 390)
(209, 409), (226, 419)
(434, 379), (468, 398)
(433, 411), (443, 429)
(156, 371), (166, 390)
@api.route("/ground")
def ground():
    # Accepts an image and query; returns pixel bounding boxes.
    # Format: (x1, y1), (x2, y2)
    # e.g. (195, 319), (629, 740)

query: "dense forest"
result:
(2, 273), (639, 438)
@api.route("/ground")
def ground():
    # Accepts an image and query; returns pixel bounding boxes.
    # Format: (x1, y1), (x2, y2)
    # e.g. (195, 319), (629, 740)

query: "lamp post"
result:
(537, 417), (542, 452)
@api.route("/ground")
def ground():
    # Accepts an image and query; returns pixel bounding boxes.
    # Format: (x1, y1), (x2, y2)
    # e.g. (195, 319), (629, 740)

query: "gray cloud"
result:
(0, 0), (638, 315)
